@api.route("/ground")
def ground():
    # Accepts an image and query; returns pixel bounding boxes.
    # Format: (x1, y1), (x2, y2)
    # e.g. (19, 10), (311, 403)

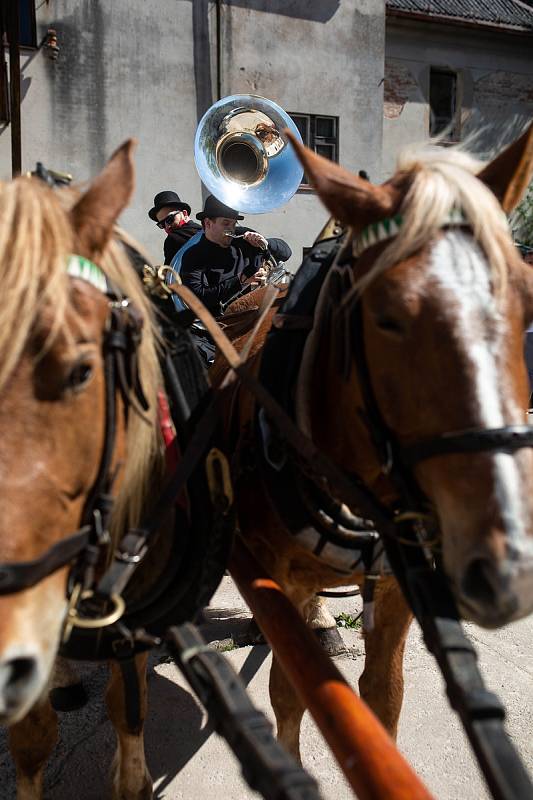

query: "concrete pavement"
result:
(0, 576), (532, 799)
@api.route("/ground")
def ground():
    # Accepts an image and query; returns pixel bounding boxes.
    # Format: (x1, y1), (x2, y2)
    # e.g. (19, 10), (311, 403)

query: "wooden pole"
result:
(7, 0), (21, 177)
(230, 542), (435, 800)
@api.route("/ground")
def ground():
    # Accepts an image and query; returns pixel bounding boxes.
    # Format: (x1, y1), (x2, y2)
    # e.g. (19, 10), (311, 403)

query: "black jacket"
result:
(164, 221), (202, 265)
(179, 233), (291, 316)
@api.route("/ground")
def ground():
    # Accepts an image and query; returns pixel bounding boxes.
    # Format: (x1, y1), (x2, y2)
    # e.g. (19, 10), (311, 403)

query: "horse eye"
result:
(66, 362), (94, 391)
(375, 316), (405, 336)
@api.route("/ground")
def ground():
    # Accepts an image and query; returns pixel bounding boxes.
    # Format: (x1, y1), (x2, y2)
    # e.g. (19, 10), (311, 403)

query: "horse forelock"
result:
(348, 143), (518, 301)
(0, 178), (73, 394)
(0, 177), (163, 544)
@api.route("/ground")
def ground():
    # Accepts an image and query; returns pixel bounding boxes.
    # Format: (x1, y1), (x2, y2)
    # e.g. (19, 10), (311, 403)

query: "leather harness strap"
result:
(167, 283), (392, 526)
(402, 424), (533, 465)
(0, 528), (91, 595)
(0, 294), (142, 596)
(169, 269), (533, 800)
(95, 399), (221, 600)
(347, 279), (533, 800)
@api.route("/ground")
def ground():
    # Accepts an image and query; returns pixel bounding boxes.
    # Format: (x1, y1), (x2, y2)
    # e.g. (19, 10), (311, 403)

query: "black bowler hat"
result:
(196, 195), (244, 221)
(148, 190), (191, 221)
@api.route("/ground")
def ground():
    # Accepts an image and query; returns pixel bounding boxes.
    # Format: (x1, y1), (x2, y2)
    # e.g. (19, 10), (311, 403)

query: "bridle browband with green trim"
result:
(66, 254), (110, 293)
(352, 207), (466, 258)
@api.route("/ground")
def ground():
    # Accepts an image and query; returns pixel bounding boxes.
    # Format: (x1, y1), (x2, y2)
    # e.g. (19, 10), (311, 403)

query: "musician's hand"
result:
(251, 266), (268, 285)
(243, 231), (268, 250)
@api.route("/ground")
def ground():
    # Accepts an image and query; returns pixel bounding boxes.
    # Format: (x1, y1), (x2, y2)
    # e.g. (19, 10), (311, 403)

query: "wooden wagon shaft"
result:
(230, 542), (434, 800)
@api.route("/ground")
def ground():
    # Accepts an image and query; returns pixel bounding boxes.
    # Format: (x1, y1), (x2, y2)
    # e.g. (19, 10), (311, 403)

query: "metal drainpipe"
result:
(215, 0), (222, 101)
(7, 0), (21, 177)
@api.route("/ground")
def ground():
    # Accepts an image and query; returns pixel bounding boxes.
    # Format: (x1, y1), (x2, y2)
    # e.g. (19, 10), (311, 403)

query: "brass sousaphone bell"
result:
(194, 94), (304, 214)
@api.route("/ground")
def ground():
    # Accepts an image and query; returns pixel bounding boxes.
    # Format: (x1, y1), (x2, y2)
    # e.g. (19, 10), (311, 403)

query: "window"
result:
(2, 2), (37, 49)
(19, 1), (37, 48)
(289, 113), (339, 188)
(429, 68), (458, 140)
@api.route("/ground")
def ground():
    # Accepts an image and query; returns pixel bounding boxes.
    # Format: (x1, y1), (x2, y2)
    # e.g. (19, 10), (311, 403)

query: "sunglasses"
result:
(156, 210), (184, 229)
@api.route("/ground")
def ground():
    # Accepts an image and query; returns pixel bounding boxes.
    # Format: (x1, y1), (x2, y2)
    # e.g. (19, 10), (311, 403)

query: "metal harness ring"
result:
(66, 588), (126, 631)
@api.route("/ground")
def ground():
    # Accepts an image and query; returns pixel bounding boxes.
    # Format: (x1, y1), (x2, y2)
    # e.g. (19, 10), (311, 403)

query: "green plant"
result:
(215, 638), (237, 652)
(334, 612), (362, 630)
(511, 180), (533, 248)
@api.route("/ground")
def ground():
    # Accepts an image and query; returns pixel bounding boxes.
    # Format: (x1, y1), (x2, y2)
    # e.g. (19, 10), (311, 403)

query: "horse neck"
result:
(297, 273), (387, 495)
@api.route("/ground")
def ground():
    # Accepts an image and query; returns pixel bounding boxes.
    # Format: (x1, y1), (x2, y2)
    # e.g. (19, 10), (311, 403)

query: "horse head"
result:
(0, 142), (161, 724)
(288, 124), (533, 629)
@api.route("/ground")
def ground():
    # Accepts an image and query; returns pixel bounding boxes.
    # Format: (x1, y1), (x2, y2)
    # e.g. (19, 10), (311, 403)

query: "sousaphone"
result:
(194, 94), (304, 214)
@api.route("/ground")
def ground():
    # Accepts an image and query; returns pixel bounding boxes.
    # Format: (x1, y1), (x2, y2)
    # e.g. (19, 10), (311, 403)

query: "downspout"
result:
(7, 0), (21, 176)
(216, 0), (222, 101)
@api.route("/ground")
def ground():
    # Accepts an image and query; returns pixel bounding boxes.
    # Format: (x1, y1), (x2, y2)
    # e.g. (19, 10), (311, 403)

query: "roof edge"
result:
(386, 7), (533, 36)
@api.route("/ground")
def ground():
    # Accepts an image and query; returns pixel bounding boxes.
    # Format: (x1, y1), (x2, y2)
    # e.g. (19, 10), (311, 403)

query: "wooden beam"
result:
(230, 542), (435, 800)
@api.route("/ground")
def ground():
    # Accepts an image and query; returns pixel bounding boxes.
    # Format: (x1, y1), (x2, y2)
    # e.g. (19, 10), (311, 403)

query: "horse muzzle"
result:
(457, 548), (533, 628)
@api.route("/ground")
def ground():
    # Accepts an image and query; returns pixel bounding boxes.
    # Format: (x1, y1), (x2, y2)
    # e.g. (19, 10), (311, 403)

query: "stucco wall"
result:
(1, 1), (385, 269)
(383, 18), (533, 178)
(1, 0), (202, 262)
(217, 0), (385, 263)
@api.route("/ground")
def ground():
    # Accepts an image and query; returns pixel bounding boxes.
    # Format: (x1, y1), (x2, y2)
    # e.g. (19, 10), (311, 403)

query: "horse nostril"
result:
(7, 658), (37, 686)
(0, 657), (38, 710)
(461, 558), (498, 607)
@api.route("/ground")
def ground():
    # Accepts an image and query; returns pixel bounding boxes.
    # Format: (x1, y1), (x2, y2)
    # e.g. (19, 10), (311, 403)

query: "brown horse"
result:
(0, 142), (167, 799)
(214, 123), (533, 760)
(214, 280), (350, 652)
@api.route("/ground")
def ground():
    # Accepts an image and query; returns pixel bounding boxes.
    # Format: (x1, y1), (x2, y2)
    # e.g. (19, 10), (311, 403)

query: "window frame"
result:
(3, 1), (37, 50)
(429, 66), (460, 142)
(19, 0), (37, 49)
(289, 112), (339, 190)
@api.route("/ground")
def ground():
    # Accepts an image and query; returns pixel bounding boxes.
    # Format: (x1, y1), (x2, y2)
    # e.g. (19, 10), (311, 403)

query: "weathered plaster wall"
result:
(1, 0), (205, 260)
(218, 0), (385, 262)
(1, 1), (385, 267)
(383, 19), (533, 178)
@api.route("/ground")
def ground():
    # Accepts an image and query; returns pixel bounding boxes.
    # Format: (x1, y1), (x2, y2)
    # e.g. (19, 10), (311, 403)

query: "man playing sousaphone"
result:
(175, 194), (291, 317)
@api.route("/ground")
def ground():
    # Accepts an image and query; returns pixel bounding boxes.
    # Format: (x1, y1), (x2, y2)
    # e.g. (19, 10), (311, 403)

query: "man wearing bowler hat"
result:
(175, 194), (291, 318)
(148, 190), (202, 265)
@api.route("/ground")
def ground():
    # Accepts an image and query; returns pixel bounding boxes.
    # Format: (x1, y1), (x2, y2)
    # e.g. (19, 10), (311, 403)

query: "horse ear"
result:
(285, 131), (404, 229)
(70, 139), (137, 258)
(478, 123), (533, 214)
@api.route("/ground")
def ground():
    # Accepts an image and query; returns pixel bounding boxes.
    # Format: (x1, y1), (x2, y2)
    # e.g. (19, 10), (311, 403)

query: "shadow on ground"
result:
(0, 610), (270, 799)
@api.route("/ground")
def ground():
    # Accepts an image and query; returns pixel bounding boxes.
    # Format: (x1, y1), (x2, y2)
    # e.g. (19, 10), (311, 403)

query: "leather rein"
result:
(166, 221), (533, 800)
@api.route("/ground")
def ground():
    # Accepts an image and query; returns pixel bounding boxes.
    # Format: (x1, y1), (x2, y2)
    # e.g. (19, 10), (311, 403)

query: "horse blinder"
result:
(106, 298), (150, 417)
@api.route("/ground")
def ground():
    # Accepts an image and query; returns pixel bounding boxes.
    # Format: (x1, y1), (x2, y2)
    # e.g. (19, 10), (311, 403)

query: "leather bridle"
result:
(165, 221), (533, 800)
(342, 236), (533, 800)
(0, 270), (148, 601)
(347, 262), (533, 514)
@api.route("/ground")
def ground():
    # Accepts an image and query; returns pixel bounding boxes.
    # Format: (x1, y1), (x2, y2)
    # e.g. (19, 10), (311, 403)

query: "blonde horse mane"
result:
(350, 143), (517, 298)
(0, 176), (164, 542)
(298, 143), (520, 435)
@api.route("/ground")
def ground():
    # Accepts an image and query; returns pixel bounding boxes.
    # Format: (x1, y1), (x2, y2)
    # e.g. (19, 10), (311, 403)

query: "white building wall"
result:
(383, 19), (533, 178)
(1, 0), (201, 262)
(1, 1), (385, 269)
(218, 0), (385, 264)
